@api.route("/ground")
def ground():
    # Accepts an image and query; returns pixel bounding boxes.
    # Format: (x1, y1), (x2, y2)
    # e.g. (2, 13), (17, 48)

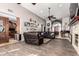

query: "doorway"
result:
(52, 20), (62, 38)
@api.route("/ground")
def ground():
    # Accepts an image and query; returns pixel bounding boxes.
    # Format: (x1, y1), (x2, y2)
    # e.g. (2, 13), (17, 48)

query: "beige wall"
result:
(46, 20), (52, 31)
(0, 3), (46, 34)
(46, 17), (70, 32)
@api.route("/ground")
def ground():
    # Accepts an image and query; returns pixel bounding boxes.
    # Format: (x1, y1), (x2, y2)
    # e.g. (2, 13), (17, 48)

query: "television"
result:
(70, 3), (78, 19)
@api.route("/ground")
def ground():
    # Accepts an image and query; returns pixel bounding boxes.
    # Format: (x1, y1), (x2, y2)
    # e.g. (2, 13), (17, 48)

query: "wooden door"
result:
(0, 16), (9, 44)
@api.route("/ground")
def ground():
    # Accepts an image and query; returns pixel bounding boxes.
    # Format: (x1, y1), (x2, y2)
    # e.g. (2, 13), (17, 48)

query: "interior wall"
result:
(46, 20), (52, 32)
(0, 3), (46, 34)
(46, 17), (70, 32)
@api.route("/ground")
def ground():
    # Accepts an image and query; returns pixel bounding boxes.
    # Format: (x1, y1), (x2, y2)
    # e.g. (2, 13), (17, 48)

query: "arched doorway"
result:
(52, 20), (62, 38)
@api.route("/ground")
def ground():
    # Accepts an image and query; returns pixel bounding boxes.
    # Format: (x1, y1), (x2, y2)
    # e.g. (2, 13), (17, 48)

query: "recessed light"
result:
(59, 4), (63, 7)
(40, 10), (43, 13)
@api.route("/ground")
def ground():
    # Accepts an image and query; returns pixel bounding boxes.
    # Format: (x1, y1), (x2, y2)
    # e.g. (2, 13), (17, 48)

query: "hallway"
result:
(0, 39), (78, 56)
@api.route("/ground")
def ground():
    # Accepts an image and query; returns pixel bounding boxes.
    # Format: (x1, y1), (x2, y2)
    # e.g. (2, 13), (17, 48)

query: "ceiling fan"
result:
(47, 7), (56, 20)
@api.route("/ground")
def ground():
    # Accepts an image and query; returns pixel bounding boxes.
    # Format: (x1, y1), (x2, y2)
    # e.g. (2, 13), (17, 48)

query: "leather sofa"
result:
(23, 32), (43, 45)
(42, 32), (55, 39)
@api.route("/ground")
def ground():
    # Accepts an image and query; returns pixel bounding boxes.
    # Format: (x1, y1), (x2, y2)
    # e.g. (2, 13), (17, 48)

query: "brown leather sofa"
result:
(23, 32), (43, 45)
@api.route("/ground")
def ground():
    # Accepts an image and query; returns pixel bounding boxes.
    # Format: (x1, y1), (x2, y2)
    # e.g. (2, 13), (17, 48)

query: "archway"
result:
(52, 20), (62, 38)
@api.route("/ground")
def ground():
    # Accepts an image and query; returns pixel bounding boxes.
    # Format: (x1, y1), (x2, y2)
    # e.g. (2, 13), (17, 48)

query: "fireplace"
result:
(75, 34), (78, 47)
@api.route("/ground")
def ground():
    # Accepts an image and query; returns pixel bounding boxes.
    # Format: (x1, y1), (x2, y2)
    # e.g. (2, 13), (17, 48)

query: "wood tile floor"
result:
(0, 39), (78, 56)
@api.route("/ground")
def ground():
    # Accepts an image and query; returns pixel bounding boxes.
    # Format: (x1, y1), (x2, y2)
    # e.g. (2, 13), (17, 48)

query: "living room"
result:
(0, 3), (79, 56)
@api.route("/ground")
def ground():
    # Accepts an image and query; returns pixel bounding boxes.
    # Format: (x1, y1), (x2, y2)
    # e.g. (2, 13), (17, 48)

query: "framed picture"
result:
(24, 22), (30, 27)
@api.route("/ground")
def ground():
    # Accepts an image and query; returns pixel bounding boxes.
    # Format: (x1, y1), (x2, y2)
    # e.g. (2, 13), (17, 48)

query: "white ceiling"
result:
(21, 3), (70, 20)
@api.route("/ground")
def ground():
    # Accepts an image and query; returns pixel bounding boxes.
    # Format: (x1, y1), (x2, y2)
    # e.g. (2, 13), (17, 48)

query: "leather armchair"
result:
(23, 32), (43, 45)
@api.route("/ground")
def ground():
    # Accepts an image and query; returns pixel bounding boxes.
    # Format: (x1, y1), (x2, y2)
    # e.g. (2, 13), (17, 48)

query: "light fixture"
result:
(47, 7), (56, 20)
(32, 3), (36, 5)
(17, 3), (21, 5)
